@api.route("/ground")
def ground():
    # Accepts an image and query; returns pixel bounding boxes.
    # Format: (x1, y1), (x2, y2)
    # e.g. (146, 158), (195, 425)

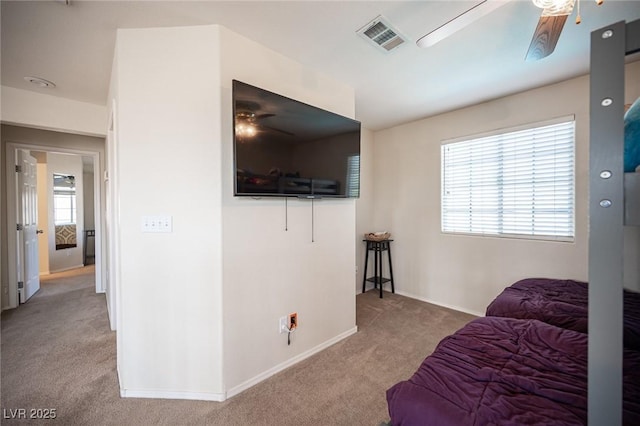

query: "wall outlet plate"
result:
(288, 312), (298, 330)
(279, 316), (287, 334)
(141, 215), (172, 233)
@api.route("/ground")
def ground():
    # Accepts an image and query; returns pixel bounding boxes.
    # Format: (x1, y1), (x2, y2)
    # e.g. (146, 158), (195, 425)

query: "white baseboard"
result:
(120, 388), (226, 402)
(226, 326), (359, 400)
(117, 326), (358, 403)
(105, 296), (116, 331)
(49, 264), (85, 274)
(394, 290), (484, 317)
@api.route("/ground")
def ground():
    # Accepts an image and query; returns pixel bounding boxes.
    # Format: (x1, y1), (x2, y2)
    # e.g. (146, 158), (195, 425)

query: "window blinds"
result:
(441, 119), (575, 240)
(53, 190), (77, 225)
(347, 155), (360, 198)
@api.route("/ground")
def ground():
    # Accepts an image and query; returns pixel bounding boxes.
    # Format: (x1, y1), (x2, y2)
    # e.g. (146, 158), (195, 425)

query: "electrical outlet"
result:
(288, 312), (298, 331)
(279, 316), (288, 334)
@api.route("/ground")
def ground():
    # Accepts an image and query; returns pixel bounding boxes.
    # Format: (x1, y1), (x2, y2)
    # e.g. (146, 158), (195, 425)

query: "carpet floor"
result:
(1, 267), (475, 425)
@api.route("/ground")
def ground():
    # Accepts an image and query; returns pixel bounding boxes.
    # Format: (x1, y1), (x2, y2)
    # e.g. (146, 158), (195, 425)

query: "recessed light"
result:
(24, 76), (56, 88)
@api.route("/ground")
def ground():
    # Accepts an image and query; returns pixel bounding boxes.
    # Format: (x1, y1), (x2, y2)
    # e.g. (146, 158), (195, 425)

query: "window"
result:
(441, 118), (575, 240)
(346, 154), (360, 198)
(53, 174), (77, 225)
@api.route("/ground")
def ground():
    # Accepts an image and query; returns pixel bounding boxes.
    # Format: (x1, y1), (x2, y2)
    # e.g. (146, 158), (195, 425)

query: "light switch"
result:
(141, 215), (172, 233)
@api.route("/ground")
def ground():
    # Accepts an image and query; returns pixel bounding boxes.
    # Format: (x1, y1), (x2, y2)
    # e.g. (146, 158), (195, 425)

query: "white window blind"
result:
(346, 155), (360, 198)
(441, 119), (575, 240)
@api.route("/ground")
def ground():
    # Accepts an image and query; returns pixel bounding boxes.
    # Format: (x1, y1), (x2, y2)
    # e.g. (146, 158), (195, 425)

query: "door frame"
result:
(5, 142), (104, 309)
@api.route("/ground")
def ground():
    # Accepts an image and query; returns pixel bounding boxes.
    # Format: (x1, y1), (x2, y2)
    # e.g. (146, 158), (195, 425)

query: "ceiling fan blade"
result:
(258, 124), (294, 136)
(255, 113), (276, 119)
(525, 14), (568, 61)
(417, 0), (511, 48)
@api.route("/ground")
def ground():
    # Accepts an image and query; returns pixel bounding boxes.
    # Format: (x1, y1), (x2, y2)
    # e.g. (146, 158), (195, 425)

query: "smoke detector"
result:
(357, 15), (407, 53)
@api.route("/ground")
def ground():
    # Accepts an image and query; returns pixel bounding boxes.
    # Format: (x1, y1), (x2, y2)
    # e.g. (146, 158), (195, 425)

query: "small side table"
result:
(362, 239), (395, 298)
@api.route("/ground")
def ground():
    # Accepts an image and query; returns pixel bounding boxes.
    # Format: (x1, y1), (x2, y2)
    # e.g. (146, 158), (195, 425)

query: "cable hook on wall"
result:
(284, 197), (288, 231)
(311, 198), (315, 243)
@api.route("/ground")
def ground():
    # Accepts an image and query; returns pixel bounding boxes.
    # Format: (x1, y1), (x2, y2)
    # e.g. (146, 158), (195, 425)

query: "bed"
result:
(386, 317), (640, 426)
(485, 278), (640, 350)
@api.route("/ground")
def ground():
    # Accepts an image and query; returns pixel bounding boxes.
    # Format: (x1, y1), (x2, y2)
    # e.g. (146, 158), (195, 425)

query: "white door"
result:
(17, 150), (40, 303)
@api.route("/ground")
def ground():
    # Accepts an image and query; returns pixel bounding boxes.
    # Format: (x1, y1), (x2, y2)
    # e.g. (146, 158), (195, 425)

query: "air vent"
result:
(357, 15), (406, 53)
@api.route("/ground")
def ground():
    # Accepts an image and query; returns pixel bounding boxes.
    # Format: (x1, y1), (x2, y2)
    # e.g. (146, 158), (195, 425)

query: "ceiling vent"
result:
(357, 15), (406, 53)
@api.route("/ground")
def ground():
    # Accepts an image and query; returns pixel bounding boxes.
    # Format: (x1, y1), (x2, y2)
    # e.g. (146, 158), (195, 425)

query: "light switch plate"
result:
(141, 215), (172, 233)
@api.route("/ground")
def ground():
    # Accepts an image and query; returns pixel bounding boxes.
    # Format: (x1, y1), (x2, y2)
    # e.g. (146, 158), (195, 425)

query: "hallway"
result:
(1, 266), (116, 423)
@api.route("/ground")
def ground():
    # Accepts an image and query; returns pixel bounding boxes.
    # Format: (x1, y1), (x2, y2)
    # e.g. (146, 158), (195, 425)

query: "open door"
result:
(16, 149), (40, 303)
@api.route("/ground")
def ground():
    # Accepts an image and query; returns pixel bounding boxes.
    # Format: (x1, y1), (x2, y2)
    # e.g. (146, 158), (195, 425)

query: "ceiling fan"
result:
(526, 0), (603, 61)
(234, 100), (293, 138)
(416, 0), (604, 61)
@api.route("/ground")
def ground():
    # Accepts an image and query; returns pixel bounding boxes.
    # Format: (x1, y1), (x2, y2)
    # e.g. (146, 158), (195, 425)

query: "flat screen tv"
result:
(233, 80), (361, 198)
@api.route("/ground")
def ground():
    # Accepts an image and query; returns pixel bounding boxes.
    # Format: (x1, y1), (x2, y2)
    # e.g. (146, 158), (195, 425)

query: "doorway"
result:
(30, 151), (97, 276)
(4, 143), (104, 314)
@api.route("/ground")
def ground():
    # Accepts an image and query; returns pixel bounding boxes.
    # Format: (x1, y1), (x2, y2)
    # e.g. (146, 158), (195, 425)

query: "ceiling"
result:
(2, 1), (639, 131)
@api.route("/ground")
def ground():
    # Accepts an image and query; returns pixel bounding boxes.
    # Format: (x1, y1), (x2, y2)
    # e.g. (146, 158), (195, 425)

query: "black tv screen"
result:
(233, 80), (361, 198)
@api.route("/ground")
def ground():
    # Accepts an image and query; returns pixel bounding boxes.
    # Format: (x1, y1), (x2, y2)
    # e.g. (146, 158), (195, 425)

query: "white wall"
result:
(83, 169), (95, 230)
(1, 86), (107, 137)
(372, 61), (640, 315)
(105, 35), (120, 333)
(219, 26), (358, 394)
(373, 81), (586, 316)
(112, 23), (358, 400)
(47, 153), (84, 273)
(112, 25), (224, 399)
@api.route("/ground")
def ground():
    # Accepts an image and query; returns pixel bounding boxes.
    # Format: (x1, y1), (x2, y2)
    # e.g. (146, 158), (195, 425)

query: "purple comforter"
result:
(386, 317), (640, 426)
(486, 279), (589, 331)
(485, 278), (640, 350)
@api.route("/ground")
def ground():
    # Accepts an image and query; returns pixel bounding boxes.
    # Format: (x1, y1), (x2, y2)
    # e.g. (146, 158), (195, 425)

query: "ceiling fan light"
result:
(533, 0), (558, 9)
(235, 122), (256, 137)
(533, 0), (575, 15)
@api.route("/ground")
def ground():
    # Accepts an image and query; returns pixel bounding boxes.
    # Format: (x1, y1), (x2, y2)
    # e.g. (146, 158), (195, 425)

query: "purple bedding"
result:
(386, 317), (640, 426)
(485, 278), (640, 350)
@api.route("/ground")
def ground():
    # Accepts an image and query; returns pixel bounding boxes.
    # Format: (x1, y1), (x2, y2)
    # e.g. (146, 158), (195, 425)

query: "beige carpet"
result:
(1, 267), (475, 425)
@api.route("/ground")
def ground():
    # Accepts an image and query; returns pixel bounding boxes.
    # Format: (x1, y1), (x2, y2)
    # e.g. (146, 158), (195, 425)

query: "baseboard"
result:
(226, 326), (359, 400)
(105, 296), (116, 331)
(49, 264), (85, 274)
(394, 290), (484, 317)
(120, 388), (226, 402)
(117, 326), (358, 402)
(116, 365), (123, 394)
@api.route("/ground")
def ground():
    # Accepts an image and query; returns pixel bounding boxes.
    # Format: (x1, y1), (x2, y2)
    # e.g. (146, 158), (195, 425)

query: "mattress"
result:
(485, 278), (640, 350)
(386, 316), (640, 426)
